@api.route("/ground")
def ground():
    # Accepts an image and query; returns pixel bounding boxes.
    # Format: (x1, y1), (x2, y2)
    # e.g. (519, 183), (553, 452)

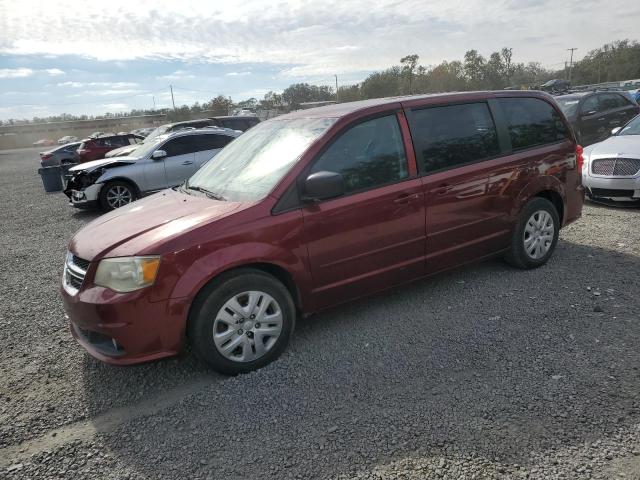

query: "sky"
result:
(0, 0), (638, 120)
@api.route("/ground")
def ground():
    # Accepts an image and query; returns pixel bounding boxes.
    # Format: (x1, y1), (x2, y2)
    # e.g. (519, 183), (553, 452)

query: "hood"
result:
(69, 188), (248, 260)
(69, 156), (138, 172)
(105, 145), (138, 158)
(586, 135), (640, 159)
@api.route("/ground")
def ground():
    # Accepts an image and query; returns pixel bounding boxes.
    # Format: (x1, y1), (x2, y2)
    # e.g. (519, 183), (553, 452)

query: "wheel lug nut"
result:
(246, 331), (253, 338)
(237, 329), (243, 335)
(255, 323), (261, 328)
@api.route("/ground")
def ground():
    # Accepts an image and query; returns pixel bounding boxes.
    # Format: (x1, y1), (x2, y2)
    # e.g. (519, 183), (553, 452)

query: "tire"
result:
(187, 269), (296, 375)
(99, 180), (137, 211)
(505, 197), (560, 269)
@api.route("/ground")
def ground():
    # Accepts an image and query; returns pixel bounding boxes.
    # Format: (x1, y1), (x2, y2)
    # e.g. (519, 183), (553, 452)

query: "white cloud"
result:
(0, 68), (34, 78)
(157, 70), (195, 81)
(58, 81), (83, 87)
(1, 0), (627, 75)
(226, 71), (251, 76)
(45, 68), (65, 76)
(102, 103), (129, 110)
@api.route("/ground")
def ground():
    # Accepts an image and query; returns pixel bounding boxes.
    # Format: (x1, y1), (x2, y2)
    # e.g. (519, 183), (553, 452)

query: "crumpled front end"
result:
(64, 169), (104, 209)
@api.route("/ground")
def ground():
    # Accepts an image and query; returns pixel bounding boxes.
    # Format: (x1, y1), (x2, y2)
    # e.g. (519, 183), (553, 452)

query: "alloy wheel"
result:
(106, 185), (133, 209)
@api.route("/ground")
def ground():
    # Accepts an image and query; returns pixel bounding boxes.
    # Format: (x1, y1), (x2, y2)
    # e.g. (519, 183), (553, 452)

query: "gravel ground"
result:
(1, 147), (640, 479)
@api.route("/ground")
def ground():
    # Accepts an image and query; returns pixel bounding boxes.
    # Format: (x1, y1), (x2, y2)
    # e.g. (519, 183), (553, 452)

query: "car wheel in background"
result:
(505, 197), (560, 269)
(99, 180), (137, 211)
(187, 268), (296, 375)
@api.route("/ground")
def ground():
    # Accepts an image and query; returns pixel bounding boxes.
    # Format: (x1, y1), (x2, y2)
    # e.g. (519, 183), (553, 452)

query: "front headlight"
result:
(94, 256), (161, 293)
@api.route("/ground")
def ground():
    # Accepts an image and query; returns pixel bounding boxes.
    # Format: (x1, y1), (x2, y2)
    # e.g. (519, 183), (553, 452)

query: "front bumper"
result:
(583, 174), (640, 200)
(66, 183), (102, 209)
(61, 274), (190, 365)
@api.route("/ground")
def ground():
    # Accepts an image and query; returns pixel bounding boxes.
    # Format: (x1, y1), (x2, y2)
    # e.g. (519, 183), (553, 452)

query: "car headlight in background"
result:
(94, 256), (161, 293)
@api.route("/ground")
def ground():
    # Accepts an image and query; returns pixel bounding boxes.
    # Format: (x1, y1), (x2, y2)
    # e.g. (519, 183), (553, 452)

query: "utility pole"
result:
(335, 74), (339, 103)
(169, 85), (176, 111)
(152, 96), (156, 110)
(567, 48), (577, 83)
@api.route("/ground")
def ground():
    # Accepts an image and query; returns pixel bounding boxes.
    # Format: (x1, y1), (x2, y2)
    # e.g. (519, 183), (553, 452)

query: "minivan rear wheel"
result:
(505, 197), (559, 269)
(188, 269), (296, 375)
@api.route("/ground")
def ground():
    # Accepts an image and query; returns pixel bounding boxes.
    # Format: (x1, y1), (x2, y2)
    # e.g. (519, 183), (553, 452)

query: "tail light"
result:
(575, 144), (584, 171)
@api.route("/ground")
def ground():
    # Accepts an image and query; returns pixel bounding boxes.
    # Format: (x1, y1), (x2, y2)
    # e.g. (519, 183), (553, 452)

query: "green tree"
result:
(400, 54), (420, 94)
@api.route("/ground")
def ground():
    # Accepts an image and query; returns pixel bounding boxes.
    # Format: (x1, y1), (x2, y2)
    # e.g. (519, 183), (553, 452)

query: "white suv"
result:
(63, 128), (241, 211)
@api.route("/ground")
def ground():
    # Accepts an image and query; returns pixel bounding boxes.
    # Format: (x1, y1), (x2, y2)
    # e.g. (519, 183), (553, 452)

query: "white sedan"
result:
(582, 115), (640, 202)
(57, 135), (78, 144)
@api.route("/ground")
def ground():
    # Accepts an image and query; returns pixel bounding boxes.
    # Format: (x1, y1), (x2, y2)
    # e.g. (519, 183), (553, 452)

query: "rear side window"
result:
(310, 114), (408, 194)
(581, 95), (600, 114)
(600, 93), (630, 110)
(497, 98), (568, 151)
(193, 134), (234, 151)
(409, 102), (500, 173)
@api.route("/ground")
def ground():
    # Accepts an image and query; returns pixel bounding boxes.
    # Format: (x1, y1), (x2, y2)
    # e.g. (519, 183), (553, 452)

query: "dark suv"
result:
(76, 134), (143, 162)
(62, 91), (583, 374)
(555, 91), (640, 146)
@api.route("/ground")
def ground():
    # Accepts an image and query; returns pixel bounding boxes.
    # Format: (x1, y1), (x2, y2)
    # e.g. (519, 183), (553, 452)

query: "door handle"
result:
(597, 117), (605, 121)
(181, 161), (193, 165)
(432, 184), (450, 196)
(394, 193), (419, 204)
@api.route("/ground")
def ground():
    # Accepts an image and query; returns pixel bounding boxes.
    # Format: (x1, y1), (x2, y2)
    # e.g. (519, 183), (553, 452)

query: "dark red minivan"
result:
(61, 91), (584, 374)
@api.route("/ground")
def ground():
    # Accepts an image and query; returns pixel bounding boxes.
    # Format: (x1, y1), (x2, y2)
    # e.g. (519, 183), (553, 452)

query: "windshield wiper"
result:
(185, 183), (226, 201)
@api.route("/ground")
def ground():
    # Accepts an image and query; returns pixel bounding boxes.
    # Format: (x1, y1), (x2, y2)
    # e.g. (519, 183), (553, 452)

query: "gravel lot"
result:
(1, 147), (640, 479)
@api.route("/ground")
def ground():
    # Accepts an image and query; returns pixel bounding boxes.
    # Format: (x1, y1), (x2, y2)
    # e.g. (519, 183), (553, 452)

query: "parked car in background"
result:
(555, 90), (640, 146)
(89, 132), (104, 138)
(209, 115), (260, 131)
(57, 135), (78, 145)
(40, 142), (81, 167)
(540, 79), (570, 94)
(130, 127), (154, 137)
(582, 114), (640, 202)
(76, 134), (144, 162)
(61, 91), (583, 374)
(64, 127), (241, 210)
(32, 138), (56, 147)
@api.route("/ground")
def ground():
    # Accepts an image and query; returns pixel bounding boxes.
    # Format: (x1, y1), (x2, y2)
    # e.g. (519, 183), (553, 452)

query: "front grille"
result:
(64, 253), (90, 294)
(592, 158), (640, 176)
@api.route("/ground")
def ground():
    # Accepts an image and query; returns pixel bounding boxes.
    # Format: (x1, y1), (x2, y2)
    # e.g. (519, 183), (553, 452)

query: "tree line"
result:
(2, 39), (639, 126)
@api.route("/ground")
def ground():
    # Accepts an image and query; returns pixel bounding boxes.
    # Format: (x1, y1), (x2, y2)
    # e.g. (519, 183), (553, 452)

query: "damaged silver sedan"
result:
(64, 127), (241, 211)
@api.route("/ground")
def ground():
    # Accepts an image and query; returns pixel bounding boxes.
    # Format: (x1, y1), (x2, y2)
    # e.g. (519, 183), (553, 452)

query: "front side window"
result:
(581, 95), (600, 114)
(193, 134), (234, 151)
(409, 102), (500, 173)
(310, 115), (408, 194)
(163, 136), (196, 156)
(497, 97), (568, 151)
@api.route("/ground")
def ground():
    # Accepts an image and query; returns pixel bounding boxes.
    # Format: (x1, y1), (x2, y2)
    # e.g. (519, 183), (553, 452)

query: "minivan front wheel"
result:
(188, 269), (295, 375)
(505, 197), (559, 269)
(100, 180), (137, 211)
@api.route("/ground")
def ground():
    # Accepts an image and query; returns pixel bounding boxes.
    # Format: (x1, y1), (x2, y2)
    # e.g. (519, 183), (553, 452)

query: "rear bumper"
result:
(61, 281), (190, 365)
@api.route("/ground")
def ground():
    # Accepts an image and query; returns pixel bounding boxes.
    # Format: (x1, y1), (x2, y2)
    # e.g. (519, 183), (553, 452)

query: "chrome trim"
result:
(63, 252), (88, 296)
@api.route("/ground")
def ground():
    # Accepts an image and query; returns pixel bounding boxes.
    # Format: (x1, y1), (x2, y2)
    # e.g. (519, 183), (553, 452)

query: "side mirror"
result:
(302, 171), (344, 202)
(151, 149), (167, 160)
(611, 127), (621, 135)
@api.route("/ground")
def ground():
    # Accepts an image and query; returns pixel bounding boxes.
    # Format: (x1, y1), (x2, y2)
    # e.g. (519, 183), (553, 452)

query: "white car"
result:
(582, 114), (640, 202)
(58, 135), (78, 144)
(63, 128), (241, 211)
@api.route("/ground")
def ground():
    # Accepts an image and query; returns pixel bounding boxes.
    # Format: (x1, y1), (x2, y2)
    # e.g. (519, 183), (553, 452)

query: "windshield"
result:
(128, 134), (171, 158)
(142, 125), (170, 143)
(187, 117), (336, 202)
(619, 115), (640, 136)
(556, 97), (580, 117)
